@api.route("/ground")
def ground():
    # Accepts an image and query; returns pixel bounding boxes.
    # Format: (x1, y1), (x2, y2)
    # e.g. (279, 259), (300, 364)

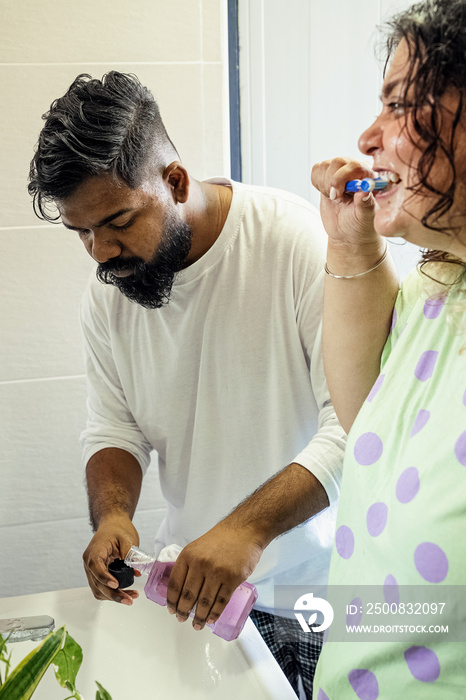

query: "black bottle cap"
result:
(108, 559), (135, 589)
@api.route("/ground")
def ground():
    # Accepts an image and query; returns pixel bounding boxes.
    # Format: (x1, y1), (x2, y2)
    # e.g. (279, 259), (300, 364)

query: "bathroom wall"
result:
(0, 0), (230, 597)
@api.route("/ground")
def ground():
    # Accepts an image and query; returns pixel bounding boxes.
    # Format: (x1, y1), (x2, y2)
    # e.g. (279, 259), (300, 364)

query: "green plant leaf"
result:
(0, 627), (65, 700)
(95, 680), (113, 699)
(0, 632), (12, 685)
(0, 634), (8, 659)
(52, 631), (83, 691)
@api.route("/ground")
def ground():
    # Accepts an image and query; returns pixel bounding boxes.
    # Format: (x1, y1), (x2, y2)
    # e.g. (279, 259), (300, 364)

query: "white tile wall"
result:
(0, 1), (202, 64)
(1, 0), (229, 598)
(1, 509), (166, 597)
(0, 227), (95, 381)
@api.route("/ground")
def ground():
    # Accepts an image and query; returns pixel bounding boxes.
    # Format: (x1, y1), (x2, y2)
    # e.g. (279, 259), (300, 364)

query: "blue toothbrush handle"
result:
(345, 177), (389, 193)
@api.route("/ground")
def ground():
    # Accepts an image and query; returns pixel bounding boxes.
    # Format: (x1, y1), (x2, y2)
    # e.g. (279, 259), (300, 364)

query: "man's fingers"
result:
(173, 573), (204, 621)
(118, 588), (139, 605)
(84, 552), (138, 605)
(163, 532), (260, 632)
(87, 554), (119, 590)
(166, 564), (233, 629)
(192, 582), (233, 630)
(82, 520), (141, 605)
(165, 559), (190, 616)
(88, 572), (138, 605)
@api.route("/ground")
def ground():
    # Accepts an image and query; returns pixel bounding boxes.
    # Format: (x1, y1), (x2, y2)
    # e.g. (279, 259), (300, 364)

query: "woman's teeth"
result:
(376, 171), (401, 183)
(376, 172), (400, 183)
(375, 172), (401, 192)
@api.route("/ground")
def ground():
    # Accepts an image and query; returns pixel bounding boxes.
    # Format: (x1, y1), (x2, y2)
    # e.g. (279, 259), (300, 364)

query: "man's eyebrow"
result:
(61, 208), (135, 231)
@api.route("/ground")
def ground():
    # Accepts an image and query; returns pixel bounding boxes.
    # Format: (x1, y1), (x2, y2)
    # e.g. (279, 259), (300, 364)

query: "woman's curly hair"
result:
(382, 0), (466, 284)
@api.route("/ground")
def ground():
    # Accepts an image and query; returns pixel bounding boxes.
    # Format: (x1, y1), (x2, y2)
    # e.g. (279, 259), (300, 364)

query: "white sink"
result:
(0, 583), (296, 699)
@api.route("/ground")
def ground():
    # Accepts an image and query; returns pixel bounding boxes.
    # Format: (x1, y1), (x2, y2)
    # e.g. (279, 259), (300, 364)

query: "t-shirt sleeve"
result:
(293, 315), (347, 505)
(79, 281), (153, 474)
(288, 212), (347, 505)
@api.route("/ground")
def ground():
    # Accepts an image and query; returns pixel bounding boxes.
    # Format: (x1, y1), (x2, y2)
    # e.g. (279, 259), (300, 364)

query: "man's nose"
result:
(87, 231), (122, 263)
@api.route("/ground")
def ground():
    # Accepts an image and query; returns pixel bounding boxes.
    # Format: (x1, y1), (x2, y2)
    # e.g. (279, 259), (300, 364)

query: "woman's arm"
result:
(312, 158), (399, 432)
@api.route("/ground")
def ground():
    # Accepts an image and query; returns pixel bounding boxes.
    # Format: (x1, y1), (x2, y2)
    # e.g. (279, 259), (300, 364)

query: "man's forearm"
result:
(86, 447), (143, 531)
(221, 462), (330, 549)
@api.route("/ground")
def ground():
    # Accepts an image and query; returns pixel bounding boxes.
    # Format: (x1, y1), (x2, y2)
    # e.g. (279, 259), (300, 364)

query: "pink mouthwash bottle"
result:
(124, 545), (258, 641)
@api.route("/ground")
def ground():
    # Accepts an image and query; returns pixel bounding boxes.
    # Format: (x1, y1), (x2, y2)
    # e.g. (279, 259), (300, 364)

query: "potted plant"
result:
(0, 627), (112, 699)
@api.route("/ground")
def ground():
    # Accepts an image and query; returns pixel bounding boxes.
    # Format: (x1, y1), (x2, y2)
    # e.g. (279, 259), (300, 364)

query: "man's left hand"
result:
(165, 523), (263, 630)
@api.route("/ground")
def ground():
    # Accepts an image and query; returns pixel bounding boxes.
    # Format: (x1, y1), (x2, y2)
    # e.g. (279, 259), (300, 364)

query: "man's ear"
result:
(163, 161), (189, 204)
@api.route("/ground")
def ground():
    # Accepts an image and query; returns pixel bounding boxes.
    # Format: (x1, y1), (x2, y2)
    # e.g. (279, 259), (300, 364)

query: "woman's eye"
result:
(387, 101), (412, 116)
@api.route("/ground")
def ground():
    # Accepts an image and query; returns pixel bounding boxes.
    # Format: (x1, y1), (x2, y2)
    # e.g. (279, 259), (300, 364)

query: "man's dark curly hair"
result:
(382, 0), (466, 274)
(28, 71), (178, 222)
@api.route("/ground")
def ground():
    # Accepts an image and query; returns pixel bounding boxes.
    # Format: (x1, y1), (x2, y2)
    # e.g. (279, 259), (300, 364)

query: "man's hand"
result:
(166, 464), (331, 631)
(82, 514), (141, 605)
(166, 523), (263, 630)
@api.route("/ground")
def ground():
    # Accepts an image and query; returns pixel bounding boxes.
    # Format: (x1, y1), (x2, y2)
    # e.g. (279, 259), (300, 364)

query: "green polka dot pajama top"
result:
(314, 267), (466, 699)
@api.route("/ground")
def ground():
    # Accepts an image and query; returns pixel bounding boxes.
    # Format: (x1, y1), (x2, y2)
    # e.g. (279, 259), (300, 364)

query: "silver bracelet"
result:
(324, 242), (389, 279)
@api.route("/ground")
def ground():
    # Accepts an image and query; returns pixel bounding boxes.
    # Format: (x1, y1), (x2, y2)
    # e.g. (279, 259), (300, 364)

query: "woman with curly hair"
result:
(312, 1), (466, 696)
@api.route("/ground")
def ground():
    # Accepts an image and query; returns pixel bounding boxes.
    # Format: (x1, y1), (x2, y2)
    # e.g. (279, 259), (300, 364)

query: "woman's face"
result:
(358, 39), (466, 261)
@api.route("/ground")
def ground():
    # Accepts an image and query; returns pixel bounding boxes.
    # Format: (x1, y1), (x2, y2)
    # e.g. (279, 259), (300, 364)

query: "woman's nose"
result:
(87, 231), (122, 263)
(358, 116), (383, 156)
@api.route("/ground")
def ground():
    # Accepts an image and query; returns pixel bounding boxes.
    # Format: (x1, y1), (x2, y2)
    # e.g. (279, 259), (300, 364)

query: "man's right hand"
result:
(82, 515), (141, 605)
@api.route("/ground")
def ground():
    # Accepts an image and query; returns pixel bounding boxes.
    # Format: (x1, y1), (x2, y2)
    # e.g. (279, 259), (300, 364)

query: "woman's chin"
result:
(373, 213), (408, 241)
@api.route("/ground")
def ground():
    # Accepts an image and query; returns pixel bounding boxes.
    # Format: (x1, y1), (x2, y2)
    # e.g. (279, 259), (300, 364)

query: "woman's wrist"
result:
(325, 242), (388, 279)
(325, 238), (388, 277)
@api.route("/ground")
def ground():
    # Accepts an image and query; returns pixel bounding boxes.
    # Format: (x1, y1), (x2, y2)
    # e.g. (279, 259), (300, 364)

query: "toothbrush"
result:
(345, 177), (389, 193)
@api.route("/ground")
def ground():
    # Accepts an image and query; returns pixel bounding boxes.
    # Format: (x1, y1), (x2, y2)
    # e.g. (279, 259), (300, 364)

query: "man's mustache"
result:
(98, 256), (144, 274)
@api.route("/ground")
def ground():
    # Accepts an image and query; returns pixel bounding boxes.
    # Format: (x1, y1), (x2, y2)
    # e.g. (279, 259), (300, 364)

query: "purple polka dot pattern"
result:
(414, 350), (438, 382)
(423, 296), (446, 320)
(463, 389), (466, 407)
(383, 575), (400, 606)
(410, 409), (430, 437)
(317, 690), (330, 700)
(354, 433), (383, 466)
(414, 542), (449, 583)
(396, 467), (420, 503)
(346, 597), (363, 627)
(404, 646), (441, 683)
(454, 431), (466, 467)
(390, 308), (397, 333)
(366, 502), (388, 537)
(335, 525), (355, 559)
(348, 669), (379, 700)
(366, 374), (385, 403)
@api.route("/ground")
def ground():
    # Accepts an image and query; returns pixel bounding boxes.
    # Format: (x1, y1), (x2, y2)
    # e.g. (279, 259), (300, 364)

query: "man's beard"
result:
(96, 212), (193, 308)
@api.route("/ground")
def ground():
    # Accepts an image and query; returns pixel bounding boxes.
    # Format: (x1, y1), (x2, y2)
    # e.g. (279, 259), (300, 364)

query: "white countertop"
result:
(0, 584), (296, 699)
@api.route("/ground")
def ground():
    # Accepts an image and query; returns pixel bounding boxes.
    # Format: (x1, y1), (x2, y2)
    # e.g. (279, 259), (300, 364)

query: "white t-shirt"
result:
(80, 178), (346, 615)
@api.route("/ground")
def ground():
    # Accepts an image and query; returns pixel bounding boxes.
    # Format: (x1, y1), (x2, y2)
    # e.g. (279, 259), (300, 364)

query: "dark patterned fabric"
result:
(250, 609), (323, 699)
